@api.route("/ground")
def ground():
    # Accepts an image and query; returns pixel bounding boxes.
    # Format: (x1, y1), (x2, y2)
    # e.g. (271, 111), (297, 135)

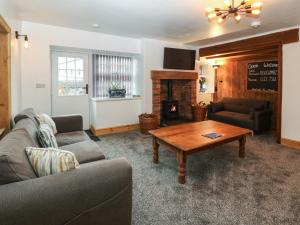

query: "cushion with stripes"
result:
(25, 147), (80, 177)
(37, 123), (58, 148)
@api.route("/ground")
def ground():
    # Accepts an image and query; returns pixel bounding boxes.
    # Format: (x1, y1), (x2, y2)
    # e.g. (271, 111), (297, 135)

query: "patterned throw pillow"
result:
(36, 114), (57, 134)
(25, 147), (80, 177)
(37, 123), (58, 148)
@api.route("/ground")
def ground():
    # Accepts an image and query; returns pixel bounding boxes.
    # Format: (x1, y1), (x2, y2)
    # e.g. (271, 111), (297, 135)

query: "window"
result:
(57, 56), (85, 96)
(92, 54), (133, 98)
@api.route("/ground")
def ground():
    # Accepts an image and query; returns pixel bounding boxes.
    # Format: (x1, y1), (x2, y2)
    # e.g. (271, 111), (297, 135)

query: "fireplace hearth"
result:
(151, 70), (198, 124)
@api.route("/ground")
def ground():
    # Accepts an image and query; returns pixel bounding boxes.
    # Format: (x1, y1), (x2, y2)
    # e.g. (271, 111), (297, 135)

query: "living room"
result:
(0, 0), (299, 225)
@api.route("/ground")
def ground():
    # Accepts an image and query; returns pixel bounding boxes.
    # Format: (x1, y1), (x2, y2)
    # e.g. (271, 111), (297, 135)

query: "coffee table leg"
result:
(177, 151), (186, 184)
(153, 137), (159, 164)
(239, 135), (246, 158)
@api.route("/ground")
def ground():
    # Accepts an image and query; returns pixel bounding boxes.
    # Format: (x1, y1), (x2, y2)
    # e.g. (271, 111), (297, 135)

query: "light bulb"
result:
(205, 8), (214, 13)
(218, 17), (224, 23)
(252, 2), (263, 9)
(235, 14), (241, 22)
(252, 9), (261, 15)
(224, 0), (231, 7)
(244, 0), (252, 6)
(208, 13), (217, 19)
(24, 36), (29, 49)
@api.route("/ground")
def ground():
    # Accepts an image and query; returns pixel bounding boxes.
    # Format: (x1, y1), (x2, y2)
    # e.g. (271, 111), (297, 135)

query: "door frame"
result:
(0, 16), (11, 130)
(50, 48), (91, 129)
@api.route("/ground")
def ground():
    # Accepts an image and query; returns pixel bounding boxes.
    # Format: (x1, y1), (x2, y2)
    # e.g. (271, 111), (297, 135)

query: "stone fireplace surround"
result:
(151, 70), (198, 123)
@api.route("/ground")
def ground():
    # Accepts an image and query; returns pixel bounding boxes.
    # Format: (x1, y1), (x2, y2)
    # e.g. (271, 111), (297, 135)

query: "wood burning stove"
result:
(162, 80), (179, 120)
(162, 99), (179, 120)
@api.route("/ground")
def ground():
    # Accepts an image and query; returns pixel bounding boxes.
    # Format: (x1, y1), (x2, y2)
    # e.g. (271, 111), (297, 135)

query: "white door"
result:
(51, 51), (90, 130)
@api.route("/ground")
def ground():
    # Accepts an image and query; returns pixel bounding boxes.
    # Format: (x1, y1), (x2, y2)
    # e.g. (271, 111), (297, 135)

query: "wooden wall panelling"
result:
(206, 47), (278, 60)
(200, 29), (296, 143)
(215, 57), (278, 129)
(199, 29), (299, 57)
(276, 45), (283, 143)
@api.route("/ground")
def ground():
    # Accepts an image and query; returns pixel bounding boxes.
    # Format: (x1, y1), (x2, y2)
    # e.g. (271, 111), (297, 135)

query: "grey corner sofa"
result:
(0, 108), (132, 225)
(208, 97), (272, 133)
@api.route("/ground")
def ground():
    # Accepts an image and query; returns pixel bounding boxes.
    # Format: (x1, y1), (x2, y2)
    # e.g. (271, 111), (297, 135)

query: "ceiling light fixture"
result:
(205, 0), (263, 23)
(15, 31), (29, 48)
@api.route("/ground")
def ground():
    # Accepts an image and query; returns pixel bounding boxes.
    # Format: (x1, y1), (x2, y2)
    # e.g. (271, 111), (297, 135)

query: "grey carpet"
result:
(98, 132), (300, 225)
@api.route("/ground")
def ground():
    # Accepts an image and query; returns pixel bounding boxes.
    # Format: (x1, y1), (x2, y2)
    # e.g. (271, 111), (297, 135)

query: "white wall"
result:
(282, 29), (300, 142)
(141, 39), (196, 113)
(21, 21), (193, 129)
(0, 1), (22, 116)
(196, 58), (215, 104)
(21, 21), (141, 114)
(91, 98), (142, 129)
(15, 20), (300, 141)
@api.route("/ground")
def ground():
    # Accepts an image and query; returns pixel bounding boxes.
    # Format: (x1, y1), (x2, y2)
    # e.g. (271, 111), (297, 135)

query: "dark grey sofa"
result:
(0, 108), (132, 225)
(208, 98), (272, 133)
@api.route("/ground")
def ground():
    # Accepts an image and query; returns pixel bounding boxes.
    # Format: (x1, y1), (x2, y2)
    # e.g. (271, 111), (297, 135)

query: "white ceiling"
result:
(7, 0), (300, 46)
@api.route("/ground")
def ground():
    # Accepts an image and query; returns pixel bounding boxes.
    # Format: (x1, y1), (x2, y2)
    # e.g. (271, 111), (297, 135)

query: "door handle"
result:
(85, 84), (88, 94)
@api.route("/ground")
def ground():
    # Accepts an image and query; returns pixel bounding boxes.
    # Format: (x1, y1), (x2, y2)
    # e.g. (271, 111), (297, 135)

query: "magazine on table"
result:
(202, 132), (223, 139)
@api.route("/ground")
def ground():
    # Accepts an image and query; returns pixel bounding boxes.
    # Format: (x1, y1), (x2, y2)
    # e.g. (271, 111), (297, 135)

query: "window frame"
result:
(92, 53), (134, 98)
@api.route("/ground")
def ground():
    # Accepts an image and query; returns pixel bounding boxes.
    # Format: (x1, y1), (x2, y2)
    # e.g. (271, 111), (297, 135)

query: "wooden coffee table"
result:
(149, 120), (253, 184)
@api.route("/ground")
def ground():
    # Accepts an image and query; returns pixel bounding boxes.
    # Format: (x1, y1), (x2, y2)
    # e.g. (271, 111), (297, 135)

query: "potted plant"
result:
(108, 82), (126, 98)
(199, 76), (207, 92)
(191, 101), (208, 121)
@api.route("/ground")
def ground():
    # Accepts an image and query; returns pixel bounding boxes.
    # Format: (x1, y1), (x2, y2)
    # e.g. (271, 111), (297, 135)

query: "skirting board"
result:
(91, 124), (140, 136)
(281, 138), (300, 150)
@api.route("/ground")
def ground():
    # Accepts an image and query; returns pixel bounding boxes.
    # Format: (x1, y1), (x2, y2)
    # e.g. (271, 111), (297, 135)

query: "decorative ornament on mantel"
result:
(199, 76), (207, 93)
(205, 0), (263, 23)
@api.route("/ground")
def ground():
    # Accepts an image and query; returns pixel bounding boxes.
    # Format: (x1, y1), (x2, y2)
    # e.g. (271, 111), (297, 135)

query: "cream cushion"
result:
(25, 147), (80, 177)
(36, 114), (57, 134)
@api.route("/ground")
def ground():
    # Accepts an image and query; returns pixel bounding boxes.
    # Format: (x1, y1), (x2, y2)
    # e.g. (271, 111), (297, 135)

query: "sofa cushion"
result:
(211, 102), (224, 113)
(25, 147), (80, 177)
(0, 129), (38, 185)
(60, 140), (105, 164)
(223, 103), (250, 114)
(13, 118), (40, 147)
(36, 114), (58, 134)
(249, 106), (265, 119)
(37, 124), (58, 148)
(223, 98), (269, 111)
(210, 111), (254, 129)
(55, 131), (90, 147)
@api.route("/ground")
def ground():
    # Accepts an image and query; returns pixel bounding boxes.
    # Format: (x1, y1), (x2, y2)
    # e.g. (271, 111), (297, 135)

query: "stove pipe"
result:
(167, 80), (173, 99)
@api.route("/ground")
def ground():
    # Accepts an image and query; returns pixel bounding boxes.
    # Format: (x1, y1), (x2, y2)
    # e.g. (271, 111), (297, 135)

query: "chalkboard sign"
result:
(247, 61), (278, 92)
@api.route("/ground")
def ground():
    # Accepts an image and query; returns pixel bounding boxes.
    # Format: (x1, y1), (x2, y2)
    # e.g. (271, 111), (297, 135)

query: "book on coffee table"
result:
(202, 132), (223, 139)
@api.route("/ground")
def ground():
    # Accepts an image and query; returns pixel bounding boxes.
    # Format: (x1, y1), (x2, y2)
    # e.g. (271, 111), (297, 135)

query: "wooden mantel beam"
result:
(151, 70), (198, 80)
(199, 29), (299, 57)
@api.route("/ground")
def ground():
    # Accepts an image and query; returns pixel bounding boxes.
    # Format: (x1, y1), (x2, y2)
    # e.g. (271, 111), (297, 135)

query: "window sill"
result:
(91, 96), (142, 102)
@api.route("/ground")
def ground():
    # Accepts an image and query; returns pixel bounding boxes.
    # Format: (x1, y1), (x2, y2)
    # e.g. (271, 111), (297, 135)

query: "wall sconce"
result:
(212, 64), (220, 69)
(15, 31), (29, 48)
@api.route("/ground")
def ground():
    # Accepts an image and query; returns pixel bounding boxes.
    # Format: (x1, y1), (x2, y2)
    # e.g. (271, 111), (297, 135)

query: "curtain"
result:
(93, 54), (133, 98)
